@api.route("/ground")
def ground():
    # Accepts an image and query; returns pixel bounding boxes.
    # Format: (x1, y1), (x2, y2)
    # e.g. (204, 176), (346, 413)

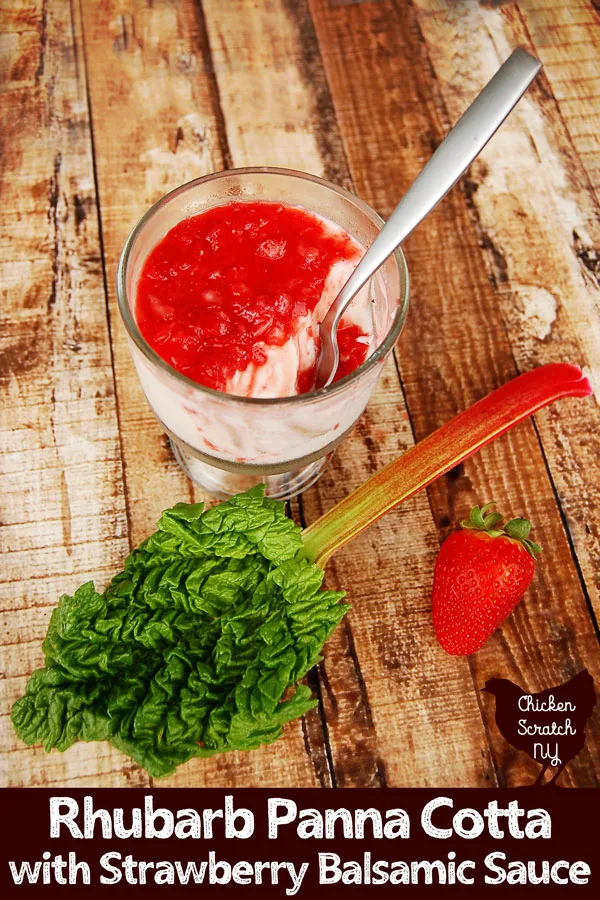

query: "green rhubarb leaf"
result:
(11, 486), (347, 778)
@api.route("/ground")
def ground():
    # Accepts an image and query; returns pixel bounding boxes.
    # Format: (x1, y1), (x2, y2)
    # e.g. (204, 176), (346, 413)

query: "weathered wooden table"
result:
(1, 0), (599, 789)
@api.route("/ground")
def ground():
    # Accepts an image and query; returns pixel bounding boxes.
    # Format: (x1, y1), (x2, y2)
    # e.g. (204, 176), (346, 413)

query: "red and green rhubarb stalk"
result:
(301, 364), (592, 568)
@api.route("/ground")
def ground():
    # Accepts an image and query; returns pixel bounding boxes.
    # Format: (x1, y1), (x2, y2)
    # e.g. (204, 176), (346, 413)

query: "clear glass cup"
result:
(117, 167), (409, 499)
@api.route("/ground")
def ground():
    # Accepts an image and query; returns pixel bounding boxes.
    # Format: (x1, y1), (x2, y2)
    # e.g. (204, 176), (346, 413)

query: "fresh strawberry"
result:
(432, 503), (540, 655)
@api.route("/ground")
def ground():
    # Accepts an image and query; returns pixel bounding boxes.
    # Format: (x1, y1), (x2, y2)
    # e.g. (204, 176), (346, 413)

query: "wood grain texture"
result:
(0, 0), (147, 787)
(516, 0), (600, 200)
(1, 0), (599, 789)
(80, 0), (225, 547)
(202, 0), (496, 787)
(308, 0), (600, 786)
(409, 0), (600, 774)
(79, 0), (329, 788)
(413, 0), (600, 635)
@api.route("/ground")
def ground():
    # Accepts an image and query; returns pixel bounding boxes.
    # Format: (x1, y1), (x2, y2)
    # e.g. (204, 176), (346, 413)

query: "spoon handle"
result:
(326, 48), (541, 330)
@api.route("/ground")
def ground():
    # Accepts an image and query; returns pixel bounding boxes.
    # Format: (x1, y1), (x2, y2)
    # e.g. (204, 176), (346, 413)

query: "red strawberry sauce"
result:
(135, 201), (370, 394)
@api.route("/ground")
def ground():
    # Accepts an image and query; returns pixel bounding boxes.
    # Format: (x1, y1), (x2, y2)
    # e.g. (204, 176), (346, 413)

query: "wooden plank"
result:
(515, 0), (600, 199)
(309, 0), (600, 786)
(412, 0), (600, 642)
(201, 0), (349, 186)
(0, 0), (148, 787)
(79, 0), (225, 548)
(5, 0), (598, 790)
(298, 368), (496, 787)
(79, 0), (327, 788)
(411, 0), (600, 623)
(201, 0), (495, 787)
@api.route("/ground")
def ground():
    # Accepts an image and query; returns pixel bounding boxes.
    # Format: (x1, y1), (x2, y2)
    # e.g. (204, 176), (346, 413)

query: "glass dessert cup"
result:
(117, 168), (410, 499)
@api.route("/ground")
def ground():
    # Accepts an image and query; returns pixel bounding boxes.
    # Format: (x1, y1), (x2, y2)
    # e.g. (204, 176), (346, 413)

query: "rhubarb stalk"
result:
(300, 364), (592, 568)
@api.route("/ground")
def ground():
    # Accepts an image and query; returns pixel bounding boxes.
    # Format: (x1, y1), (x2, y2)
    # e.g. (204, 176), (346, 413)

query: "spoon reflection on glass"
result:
(314, 48), (542, 390)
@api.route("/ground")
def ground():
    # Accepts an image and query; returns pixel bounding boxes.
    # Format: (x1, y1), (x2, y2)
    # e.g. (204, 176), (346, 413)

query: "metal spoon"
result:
(314, 48), (542, 389)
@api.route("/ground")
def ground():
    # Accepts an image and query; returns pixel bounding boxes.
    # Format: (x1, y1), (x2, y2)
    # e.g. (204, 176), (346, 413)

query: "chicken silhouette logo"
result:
(482, 670), (596, 786)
